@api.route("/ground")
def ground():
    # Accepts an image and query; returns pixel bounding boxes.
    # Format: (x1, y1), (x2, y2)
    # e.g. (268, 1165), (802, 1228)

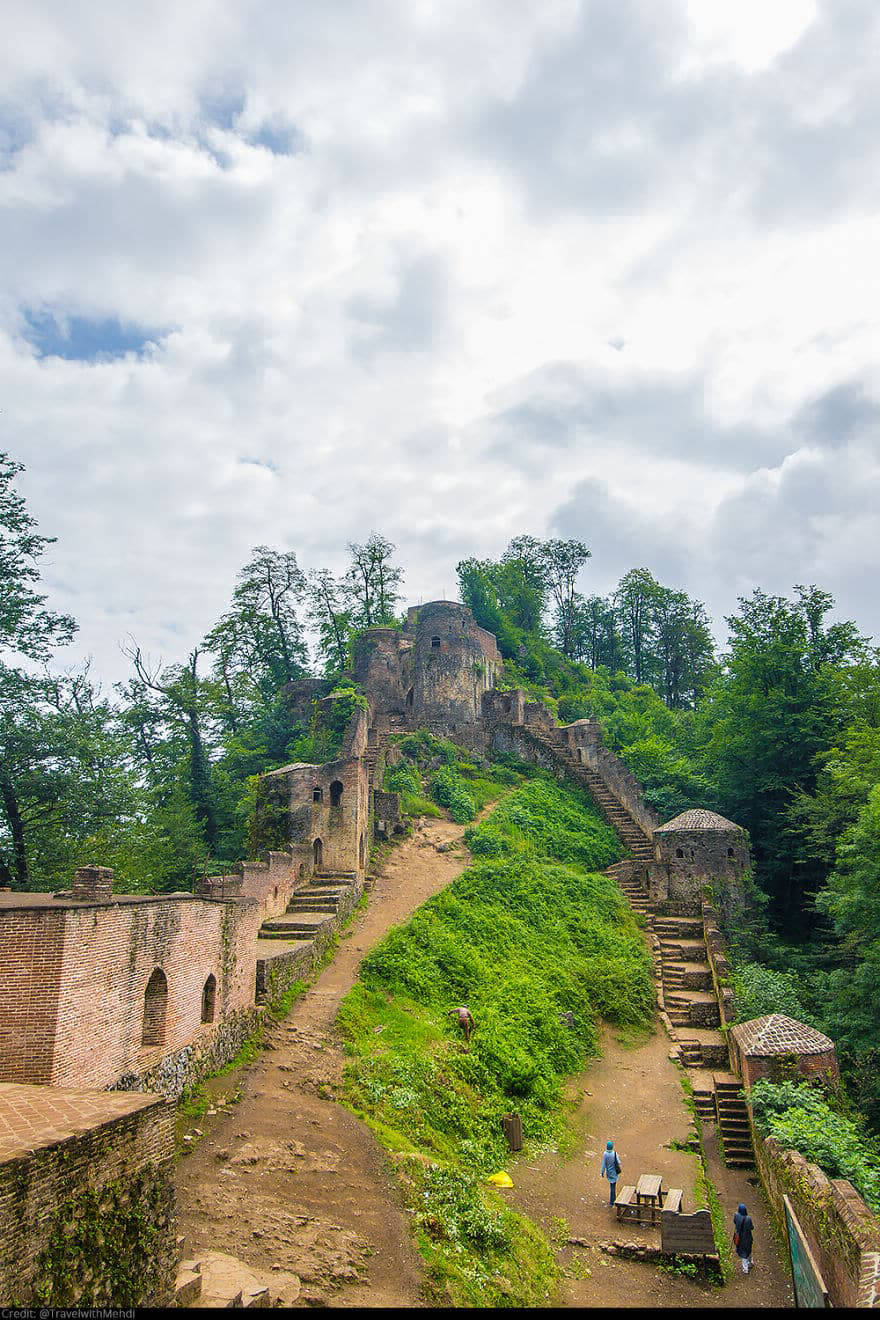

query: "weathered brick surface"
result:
(0, 1082), (176, 1306)
(754, 1131), (880, 1308)
(0, 908), (66, 1084)
(0, 893), (261, 1093)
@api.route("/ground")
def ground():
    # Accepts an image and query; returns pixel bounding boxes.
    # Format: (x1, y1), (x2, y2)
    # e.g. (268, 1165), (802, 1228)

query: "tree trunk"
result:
(0, 774), (29, 888)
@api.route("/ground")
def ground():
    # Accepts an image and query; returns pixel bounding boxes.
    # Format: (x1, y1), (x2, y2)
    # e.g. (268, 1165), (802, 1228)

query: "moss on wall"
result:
(32, 1163), (176, 1307)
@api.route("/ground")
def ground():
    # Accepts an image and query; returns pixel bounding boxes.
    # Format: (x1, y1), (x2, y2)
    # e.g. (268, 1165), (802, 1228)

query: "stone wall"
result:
(410, 601), (501, 730)
(352, 628), (412, 715)
(655, 828), (750, 908)
(753, 1131), (880, 1308)
(112, 1005), (261, 1101)
(0, 1084), (177, 1306)
(701, 899), (737, 1063)
(558, 718), (660, 837)
(267, 752), (371, 876)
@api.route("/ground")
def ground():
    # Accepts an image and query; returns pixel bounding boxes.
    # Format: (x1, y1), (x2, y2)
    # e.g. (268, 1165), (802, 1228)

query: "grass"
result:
(338, 769), (653, 1306)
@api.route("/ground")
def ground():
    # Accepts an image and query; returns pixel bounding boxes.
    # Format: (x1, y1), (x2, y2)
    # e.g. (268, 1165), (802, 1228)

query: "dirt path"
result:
(176, 816), (474, 1308)
(507, 1021), (793, 1307)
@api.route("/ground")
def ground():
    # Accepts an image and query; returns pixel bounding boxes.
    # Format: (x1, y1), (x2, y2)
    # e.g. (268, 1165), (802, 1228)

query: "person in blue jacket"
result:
(600, 1139), (622, 1204)
(733, 1202), (754, 1273)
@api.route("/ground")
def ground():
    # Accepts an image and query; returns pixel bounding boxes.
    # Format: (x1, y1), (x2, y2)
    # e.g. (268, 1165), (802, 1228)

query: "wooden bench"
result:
(664, 1188), (683, 1215)
(614, 1186), (637, 1219)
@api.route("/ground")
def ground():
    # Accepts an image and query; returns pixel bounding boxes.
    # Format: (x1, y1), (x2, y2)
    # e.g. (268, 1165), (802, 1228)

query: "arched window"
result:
(727, 847), (735, 858)
(273, 885), (278, 901)
(330, 780), (343, 808)
(142, 968), (168, 1047)
(313, 786), (323, 803)
(313, 837), (323, 868)
(406, 687), (414, 708)
(201, 974), (217, 1024)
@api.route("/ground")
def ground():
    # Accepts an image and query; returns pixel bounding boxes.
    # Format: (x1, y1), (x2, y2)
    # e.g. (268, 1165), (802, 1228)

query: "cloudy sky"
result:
(3, 0), (879, 684)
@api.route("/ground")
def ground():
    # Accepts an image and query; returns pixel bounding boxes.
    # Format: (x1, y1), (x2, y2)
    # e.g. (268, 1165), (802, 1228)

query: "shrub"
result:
(732, 963), (814, 1025)
(385, 763), (421, 796)
(751, 1080), (880, 1211)
(429, 767), (477, 823)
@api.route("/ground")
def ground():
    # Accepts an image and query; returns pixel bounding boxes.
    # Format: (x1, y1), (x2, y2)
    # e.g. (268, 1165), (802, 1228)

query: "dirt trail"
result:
(507, 1023), (793, 1307)
(176, 815), (474, 1308)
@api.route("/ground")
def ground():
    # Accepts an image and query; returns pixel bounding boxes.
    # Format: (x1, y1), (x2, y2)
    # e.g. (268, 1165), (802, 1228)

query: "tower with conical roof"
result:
(653, 807), (750, 908)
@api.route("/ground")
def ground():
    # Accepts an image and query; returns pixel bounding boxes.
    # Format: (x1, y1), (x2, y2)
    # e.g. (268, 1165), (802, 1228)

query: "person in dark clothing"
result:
(733, 1202), (754, 1273)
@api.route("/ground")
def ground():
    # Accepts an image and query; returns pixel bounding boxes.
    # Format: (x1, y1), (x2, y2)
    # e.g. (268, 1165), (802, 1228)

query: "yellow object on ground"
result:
(487, 1171), (514, 1188)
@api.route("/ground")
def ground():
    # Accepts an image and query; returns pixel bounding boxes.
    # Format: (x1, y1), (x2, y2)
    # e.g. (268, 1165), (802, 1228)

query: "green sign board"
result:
(784, 1195), (830, 1308)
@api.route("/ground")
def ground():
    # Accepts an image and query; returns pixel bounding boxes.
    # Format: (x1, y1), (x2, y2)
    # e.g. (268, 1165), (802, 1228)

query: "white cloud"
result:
(1, 0), (879, 684)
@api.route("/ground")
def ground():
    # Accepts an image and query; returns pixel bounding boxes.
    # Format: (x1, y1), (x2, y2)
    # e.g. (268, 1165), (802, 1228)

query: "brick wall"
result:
(52, 895), (260, 1091)
(0, 893), (261, 1093)
(753, 1131), (880, 1308)
(0, 909), (66, 1084)
(0, 1085), (177, 1306)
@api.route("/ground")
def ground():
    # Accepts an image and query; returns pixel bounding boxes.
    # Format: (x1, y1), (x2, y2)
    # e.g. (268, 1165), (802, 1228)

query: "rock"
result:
(567, 1236), (589, 1248)
(216, 1149), (231, 1161)
(174, 1268), (203, 1306)
(194, 1252), (279, 1310)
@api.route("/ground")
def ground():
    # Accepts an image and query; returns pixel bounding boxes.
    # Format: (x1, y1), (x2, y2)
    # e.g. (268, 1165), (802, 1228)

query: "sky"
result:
(2, 0), (879, 686)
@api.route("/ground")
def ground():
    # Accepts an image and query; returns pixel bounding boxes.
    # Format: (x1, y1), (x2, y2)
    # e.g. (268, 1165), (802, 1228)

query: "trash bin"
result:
(501, 1113), (523, 1151)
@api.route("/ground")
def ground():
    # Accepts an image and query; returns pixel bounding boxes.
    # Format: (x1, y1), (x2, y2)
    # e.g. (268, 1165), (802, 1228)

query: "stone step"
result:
(315, 870), (358, 880)
(260, 914), (334, 937)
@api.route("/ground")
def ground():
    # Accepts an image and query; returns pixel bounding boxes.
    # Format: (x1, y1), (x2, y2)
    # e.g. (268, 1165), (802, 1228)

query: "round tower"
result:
(410, 601), (500, 732)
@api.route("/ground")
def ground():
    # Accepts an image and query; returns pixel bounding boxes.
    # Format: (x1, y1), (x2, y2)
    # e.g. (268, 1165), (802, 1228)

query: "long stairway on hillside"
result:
(523, 726), (655, 859)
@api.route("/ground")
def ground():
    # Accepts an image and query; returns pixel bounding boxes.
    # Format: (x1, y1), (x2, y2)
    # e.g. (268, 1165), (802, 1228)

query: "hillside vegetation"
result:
(338, 770), (652, 1306)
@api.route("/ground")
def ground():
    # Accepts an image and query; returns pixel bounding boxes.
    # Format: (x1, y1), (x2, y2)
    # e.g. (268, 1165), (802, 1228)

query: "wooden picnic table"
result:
(636, 1172), (664, 1224)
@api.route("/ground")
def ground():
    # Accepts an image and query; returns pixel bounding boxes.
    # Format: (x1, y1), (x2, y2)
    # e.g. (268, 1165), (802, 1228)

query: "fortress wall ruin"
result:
(702, 896), (880, 1307)
(0, 890), (261, 1094)
(0, 906), (67, 1085)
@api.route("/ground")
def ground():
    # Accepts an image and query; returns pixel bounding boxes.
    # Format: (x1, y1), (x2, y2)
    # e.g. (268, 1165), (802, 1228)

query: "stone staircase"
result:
(714, 1075), (754, 1168)
(605, 861), (652, 913)
(258, 871), (359, 940)
(365, 713), (407, 789)
(524, 727), (655, 859)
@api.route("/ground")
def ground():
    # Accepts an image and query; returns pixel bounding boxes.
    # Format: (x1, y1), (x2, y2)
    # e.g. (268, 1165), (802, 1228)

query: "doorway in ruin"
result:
(313, 837), (323, 869)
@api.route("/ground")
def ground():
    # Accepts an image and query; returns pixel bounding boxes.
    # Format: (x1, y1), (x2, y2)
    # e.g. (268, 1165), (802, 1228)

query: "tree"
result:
(307, 568), (353, 676)
(498, 535), (549, 633)
(697, 587), (866, 931)
(0, 666), (136, 889)
(343, 533), (403, 628)
(614, 568), (659, 685)
(124, 645), (221, 856)
(540, 538), (591, 658)
(0, 452), (79, 886)
(0, 452), (76, 661)
(570, 594), (624, 671)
